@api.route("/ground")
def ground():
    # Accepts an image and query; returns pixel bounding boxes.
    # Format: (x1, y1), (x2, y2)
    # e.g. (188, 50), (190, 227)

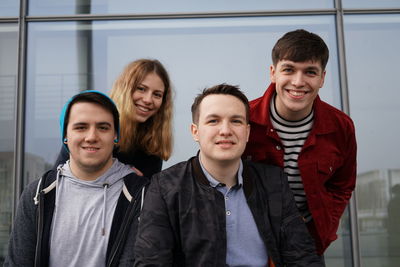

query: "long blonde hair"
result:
(110, 59), (173, 160)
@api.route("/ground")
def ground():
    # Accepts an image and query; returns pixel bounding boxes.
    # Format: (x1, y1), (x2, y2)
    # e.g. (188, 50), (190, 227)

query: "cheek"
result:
(154, 99), (163, 111)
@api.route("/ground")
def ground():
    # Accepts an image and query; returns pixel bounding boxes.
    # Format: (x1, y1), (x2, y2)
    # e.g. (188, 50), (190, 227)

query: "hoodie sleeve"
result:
(4, 181), (39, 267)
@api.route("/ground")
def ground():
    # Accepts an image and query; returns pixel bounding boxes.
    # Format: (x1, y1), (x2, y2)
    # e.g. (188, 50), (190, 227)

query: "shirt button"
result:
(270, 129), (274, 132)
(226, 210), (231, 216)
(225, 196), (229, 200)
(276, 145), (281, 150)
(329, 166), (333, 172)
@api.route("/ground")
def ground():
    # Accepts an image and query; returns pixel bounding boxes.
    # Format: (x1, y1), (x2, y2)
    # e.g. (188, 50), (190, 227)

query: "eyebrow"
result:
(280, 63), (321, 72)
(280, 63), (294, 68)
(204, 114), (246, 120)
(71, 122), (112, 127)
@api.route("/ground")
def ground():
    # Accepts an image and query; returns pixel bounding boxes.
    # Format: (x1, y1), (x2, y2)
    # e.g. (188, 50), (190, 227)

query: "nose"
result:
(291, 72), (306, 87)
(219, 121), (232, 136)
(85, 127), (98, 142)
(142, 91), (152, 104)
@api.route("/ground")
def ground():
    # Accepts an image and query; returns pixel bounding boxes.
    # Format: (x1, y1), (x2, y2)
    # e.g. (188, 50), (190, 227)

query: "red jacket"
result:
(244, 83), (357, 254)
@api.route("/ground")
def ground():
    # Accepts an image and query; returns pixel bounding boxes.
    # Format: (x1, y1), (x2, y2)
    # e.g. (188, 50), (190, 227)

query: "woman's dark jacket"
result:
(134, 156), (324, 267)
(53, 146), (162, 178)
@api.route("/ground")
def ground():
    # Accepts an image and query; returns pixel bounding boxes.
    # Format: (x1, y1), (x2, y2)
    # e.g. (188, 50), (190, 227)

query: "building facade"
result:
(0, 1), (399, 266)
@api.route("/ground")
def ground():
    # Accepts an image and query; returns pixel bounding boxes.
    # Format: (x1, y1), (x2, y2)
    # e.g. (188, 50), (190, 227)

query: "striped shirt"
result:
(270, 94), (314, 222)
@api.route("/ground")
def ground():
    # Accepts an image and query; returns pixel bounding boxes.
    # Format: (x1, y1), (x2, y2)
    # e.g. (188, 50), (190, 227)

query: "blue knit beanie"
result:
(59, 90), (120, 151)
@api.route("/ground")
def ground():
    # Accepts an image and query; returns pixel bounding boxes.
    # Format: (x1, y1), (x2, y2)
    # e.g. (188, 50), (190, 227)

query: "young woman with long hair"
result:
(54, 59), (173, 178)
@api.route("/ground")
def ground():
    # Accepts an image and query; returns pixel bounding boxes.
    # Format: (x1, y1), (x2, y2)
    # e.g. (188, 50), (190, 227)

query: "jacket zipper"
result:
(34, 191), (44, 267)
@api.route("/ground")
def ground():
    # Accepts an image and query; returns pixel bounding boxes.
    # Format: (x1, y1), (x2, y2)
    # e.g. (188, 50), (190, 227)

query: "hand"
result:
(131, 166), (144, 176)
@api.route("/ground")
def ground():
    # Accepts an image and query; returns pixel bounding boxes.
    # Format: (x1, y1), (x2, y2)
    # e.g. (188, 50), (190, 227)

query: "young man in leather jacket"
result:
(134, 84), (323, 266)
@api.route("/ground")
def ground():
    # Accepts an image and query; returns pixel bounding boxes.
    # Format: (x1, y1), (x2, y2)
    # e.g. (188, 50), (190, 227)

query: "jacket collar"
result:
(250, 83), (337, 135)
(191, 154), (254, 198)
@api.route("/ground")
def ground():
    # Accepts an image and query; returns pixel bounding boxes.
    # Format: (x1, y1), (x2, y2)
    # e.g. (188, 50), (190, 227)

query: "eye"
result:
(98, 125), (111, 131)
(153, 91), (164, 99)
(73, 126), (86, 131)
(306, 70), (317, 76)
(232, 119), (244, 124)
(136, 86), (146, 92)
(282, 68), (293, 73)
(207, 119), (218, 124)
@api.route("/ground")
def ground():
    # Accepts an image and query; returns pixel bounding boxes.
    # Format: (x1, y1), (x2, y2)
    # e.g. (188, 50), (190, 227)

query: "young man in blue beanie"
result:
(5, 91), (148, 267)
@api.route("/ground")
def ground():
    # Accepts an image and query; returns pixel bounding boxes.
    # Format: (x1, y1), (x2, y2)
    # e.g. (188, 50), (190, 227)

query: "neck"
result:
(199, 153), (240, 188)
(68, 158), (114, 181)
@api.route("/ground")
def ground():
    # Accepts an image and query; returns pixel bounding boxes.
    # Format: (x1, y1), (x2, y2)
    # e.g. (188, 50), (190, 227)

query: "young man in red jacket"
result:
(244, 29), (357, 255)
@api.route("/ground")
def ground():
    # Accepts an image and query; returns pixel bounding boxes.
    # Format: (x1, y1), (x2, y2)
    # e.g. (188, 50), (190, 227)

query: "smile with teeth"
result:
(136, 104), (152, 113)
(83, 147), (99, 151)
(287, 89), (307, 97)
(216, 140), (235, 145)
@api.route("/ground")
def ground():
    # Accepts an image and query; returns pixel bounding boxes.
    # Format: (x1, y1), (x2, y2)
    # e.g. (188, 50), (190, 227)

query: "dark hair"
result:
(191, 83), (249, 124)
(272, 29), (329, 70)
(63, 91), (120, 141)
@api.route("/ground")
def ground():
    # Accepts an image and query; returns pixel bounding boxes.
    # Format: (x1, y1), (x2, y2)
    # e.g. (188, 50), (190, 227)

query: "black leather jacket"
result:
(134, 156), (324, 267)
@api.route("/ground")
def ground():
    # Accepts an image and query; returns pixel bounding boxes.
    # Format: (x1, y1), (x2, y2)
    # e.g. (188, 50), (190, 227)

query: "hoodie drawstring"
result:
(102, 183), (109, 236)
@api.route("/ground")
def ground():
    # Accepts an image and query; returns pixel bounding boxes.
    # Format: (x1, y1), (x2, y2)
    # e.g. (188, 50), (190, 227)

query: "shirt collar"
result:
(198, 154), (244, 188)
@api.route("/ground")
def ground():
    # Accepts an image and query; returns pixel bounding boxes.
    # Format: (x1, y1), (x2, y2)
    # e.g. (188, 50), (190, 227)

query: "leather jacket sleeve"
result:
(134, 175), (176, 266)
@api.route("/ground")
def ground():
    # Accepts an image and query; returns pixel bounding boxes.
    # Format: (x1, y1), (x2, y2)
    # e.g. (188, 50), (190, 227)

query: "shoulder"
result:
(149, 159), (193, 196)
(122, 172), (150, 197)
(153, 160), (192, 183)
(318, 99), (354, 126)
(245, 160), (285, 186)
(315, 98), (355, 135)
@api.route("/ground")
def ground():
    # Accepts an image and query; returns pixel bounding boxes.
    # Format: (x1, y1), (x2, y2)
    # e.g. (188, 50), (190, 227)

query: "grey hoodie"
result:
(49, 159), (133, 267)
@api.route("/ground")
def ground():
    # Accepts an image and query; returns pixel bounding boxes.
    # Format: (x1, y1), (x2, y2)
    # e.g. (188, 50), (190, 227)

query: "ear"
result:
(246, 124), (251, 142)
(269, 64), (276, 83)
(319, 70), (326, 88)
(191, 123), (199, 142)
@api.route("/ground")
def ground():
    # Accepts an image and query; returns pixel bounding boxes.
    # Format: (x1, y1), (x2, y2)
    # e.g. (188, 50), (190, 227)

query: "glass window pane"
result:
(0, 23), (18, 265)
(345, 14), (400, 267)
(343, 0), (400, 9)
(25, 17), (350, 266)
(28, 0), (333, 16)
(0, 1), (19, 17)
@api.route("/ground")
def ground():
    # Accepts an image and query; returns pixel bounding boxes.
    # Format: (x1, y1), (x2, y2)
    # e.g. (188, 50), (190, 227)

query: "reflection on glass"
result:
(28, 0), (332, 16)
(342, 0), (400, 9)
(345, 14), (400, 267)
(0, 23), (18, 264)
(25, 15), (349, 265)
(0, 1), (19, 16)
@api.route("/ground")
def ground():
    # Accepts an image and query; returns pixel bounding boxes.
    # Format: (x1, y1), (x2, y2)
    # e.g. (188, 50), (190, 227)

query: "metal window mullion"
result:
(13, 0), (28, 220)
(334, 0), (361, 267)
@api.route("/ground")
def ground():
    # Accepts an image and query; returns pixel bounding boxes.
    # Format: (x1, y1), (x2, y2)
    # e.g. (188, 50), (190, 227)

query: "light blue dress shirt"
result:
(199, 158), (268, 267)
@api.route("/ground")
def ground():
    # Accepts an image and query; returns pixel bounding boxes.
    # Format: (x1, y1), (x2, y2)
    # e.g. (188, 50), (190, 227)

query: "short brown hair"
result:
(272, 29), (329, 70)
(191, 84), (249, 124)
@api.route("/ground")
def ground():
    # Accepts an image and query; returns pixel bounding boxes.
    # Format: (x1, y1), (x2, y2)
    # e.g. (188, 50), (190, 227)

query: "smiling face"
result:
(132, 72), (165, 123)
(66, 102), (117, 180)
(270, 59), (326, 121)
(191, 94), (250, 167)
